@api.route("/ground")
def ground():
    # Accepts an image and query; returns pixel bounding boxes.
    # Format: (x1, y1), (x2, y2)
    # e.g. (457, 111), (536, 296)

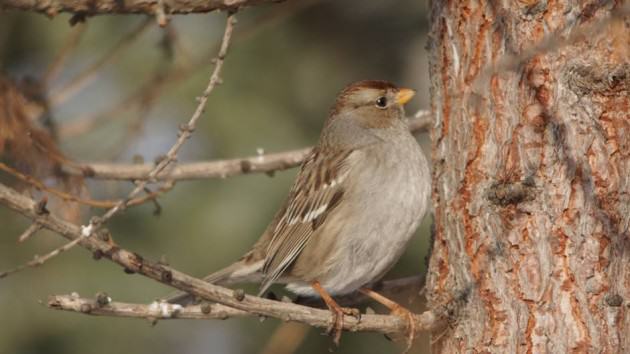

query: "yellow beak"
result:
(396, 88), (416, 105)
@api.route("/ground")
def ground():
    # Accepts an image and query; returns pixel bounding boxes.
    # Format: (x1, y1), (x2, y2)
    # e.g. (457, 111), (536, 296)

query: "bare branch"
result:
(83, 12), (236, 231)
(57, 0), (318, 139)
(0, 182), (450, 336)
(17, 223), (43, 243)
(0, 237), (82, 279)
(66, 112), (432, 181)
(48, 294), (248, 320)
(45, 292), (445, 337)
(0, 161), (174, 208)
(83, 147), (311, 181)
(1, 0), (285, 17)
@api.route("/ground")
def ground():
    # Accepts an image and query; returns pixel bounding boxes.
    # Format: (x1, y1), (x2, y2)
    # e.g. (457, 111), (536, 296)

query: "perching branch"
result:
(48, 294), (249, 320)
(47, 275), (425, 321)
(1, 0), (285, 17)
(0, 182), (451, 336)
(65, 111), (432, 181)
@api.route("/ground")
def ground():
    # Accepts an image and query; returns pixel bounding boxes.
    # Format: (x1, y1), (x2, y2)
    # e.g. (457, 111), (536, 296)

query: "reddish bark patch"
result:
(555, 171), (592, 351)
(524, 299), (536, 354)
(461, 111), (488, 279)
(465, 15), (491, 84)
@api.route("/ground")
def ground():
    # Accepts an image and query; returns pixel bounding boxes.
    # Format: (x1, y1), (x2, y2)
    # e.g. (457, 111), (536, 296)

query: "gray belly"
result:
(287, 140), (429, 296)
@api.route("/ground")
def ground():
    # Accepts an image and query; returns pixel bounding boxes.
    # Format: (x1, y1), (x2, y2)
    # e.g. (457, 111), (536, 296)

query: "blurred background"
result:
(0, 1), (433, 353)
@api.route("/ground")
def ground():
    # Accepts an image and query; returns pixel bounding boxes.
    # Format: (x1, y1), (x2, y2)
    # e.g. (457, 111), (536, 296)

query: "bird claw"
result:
(324, 304), (360, 346)
(390, 305), (416, 353)
(358, 288), (417, 352)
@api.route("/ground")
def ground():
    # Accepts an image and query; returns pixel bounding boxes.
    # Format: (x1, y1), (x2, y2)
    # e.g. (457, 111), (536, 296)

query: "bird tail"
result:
(163, 260), (263, 305)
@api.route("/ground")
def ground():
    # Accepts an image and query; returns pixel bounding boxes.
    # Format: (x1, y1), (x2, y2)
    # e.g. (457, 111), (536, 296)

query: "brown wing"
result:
(257, 147), (353, 296)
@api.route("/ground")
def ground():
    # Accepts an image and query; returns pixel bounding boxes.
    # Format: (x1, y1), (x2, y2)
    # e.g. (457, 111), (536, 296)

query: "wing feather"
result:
(257, 148), (353, 295)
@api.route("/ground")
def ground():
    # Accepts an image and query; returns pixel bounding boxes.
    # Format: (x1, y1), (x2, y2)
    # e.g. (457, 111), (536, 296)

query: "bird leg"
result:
(359, 288), (416, 352)
(310, 281), (360, 346)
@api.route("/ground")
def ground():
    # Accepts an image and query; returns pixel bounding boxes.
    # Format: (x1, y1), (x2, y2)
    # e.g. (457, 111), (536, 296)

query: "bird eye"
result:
(375, 96), (387, 108)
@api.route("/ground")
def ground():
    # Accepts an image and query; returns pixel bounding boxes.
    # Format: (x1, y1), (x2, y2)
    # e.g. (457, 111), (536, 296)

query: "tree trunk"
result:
(426, 1), (629, 353)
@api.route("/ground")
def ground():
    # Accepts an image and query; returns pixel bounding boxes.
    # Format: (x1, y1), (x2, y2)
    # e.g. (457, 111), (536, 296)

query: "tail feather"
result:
(163, 260), (263, 304)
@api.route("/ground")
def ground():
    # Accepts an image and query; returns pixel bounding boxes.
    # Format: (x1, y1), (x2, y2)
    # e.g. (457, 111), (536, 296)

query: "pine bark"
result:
(426, 1), (629, 353)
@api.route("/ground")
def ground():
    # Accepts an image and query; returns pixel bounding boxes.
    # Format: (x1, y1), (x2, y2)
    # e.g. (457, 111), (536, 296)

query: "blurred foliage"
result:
(0, 1), (432, 353)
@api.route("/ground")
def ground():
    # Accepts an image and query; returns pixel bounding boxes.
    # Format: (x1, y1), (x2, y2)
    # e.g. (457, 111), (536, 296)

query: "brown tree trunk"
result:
(426, 1), (629, 353)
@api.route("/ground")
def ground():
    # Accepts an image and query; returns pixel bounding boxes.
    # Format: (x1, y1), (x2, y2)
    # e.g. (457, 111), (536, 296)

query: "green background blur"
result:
(0, 1), (433, 353)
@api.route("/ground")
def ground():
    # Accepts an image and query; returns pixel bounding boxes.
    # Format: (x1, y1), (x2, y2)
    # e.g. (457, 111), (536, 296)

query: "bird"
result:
(166, 80), (431, 346)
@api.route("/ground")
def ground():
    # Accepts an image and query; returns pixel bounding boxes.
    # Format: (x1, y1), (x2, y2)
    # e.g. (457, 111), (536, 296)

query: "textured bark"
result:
(426, 1), (629, 353)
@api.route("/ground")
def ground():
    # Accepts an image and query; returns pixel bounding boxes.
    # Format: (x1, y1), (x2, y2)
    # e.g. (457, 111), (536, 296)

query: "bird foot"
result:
(324, 302), (361, 346)
(310, 281), (361, 346)
(389, 304), (416, 353)
(359, 287), (417, 352)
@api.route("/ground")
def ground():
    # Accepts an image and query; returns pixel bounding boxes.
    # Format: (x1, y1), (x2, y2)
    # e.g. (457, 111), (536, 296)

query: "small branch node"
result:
(95, 292), (111, 307)
(233, 289), (246, 301)
(124, 268), (136, 274)
(161, 269), (173, 283)
(240, 160), (252, 173)
(34, 196), (49, 215)
(200, 303), (212, 314)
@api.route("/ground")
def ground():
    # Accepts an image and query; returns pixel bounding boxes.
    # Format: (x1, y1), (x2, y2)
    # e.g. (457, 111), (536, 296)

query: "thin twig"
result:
(49, 18), (152, 106)
(64, 112), (432, 181)
(0, 182), (452, 336)
(17, 223), (43, 243)
(0, 237), (82, 279)
(58, 0), (317, 139)
(0, 161), (174, 208)
(42, 23), (87, 85)
(80, 13), (236, 232)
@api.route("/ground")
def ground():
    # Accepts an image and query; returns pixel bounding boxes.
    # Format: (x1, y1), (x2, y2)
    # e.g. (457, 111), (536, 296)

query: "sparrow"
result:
(167, 80), (431, 346)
